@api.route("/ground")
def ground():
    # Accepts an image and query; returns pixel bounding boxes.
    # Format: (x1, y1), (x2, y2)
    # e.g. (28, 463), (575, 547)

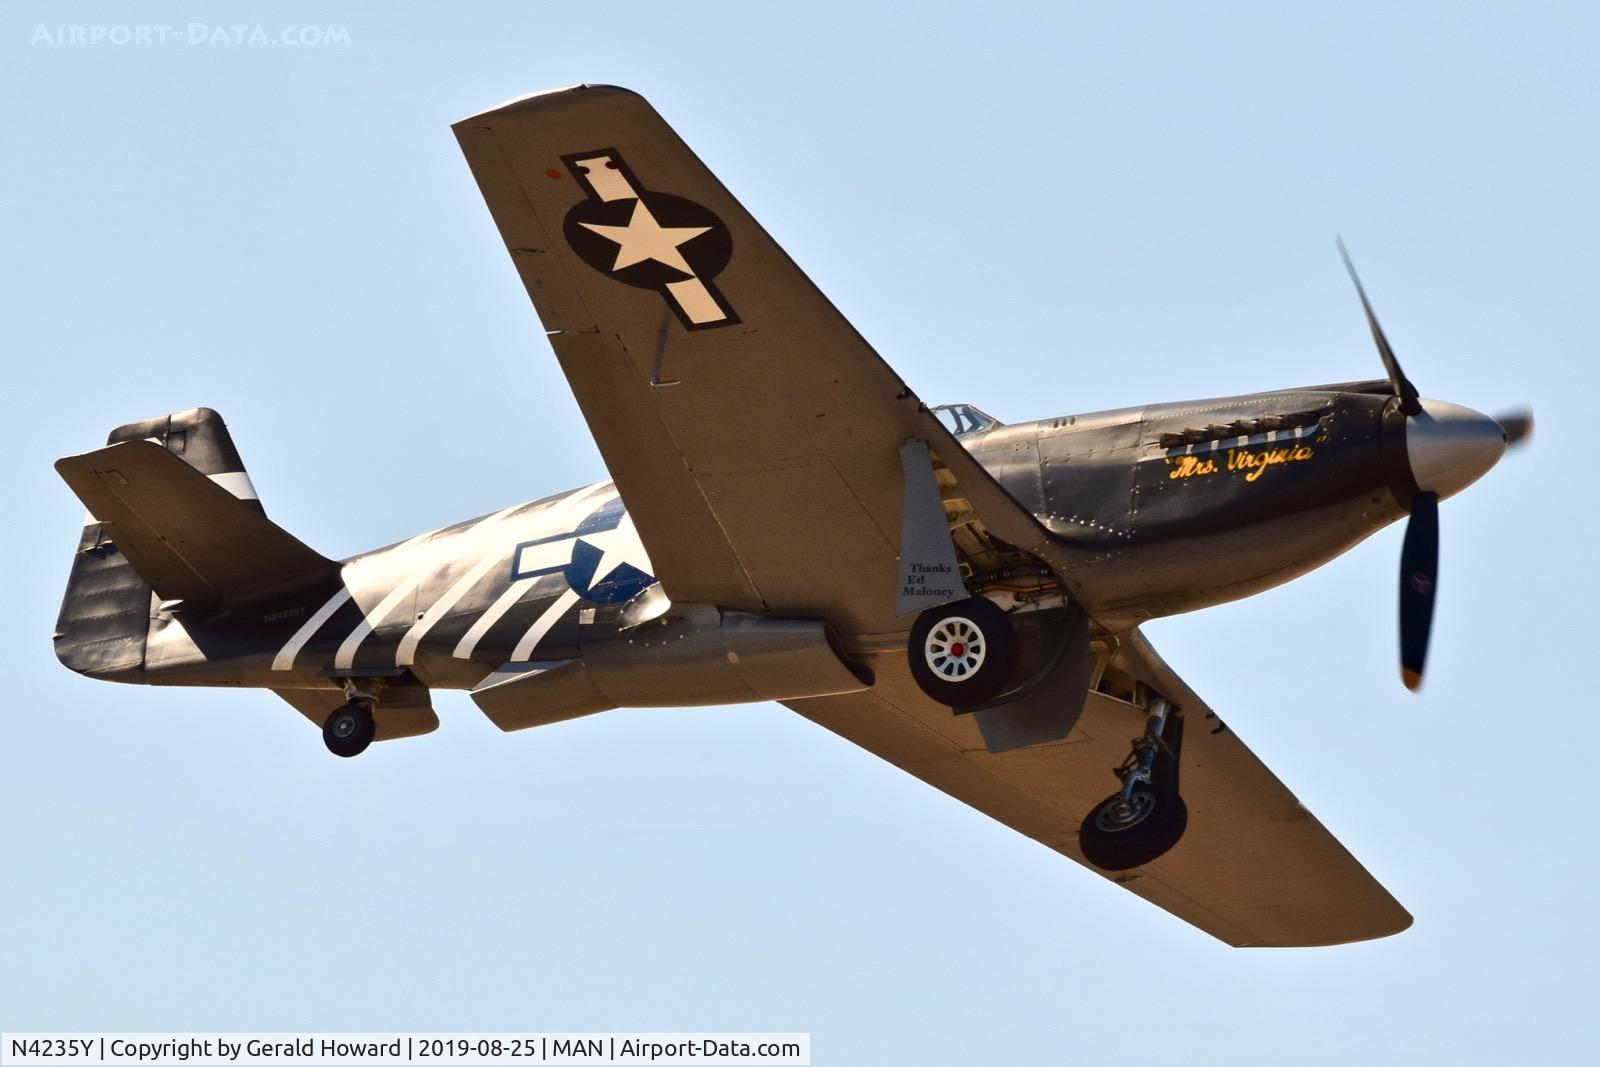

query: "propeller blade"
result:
(1337, 237), (1422, 415)
(1398, 491), (1440, 690)
(1497, 408), (1534, 448)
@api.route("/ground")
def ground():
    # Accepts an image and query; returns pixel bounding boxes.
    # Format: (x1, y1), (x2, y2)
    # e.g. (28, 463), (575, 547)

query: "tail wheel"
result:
(323, 702), (376, 758)
(907, 597), (1017, 707)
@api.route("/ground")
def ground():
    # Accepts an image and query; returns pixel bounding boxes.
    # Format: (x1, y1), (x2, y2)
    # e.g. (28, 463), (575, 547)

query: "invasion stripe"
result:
(454, 576), (541, 661)
(451, 482), (613, 661)
(271, 588), (353, 672)
(394, 501), (530, 667)
(511, 587), (582, 661)
(335, 577), (423, 671)
(275, 529), (434, 673)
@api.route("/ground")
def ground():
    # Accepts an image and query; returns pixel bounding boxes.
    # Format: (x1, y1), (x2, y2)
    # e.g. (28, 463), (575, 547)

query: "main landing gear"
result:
(322, 699), (376, 758)
(907, 597), (1018, 707)
(1079, 697), (1187, 871)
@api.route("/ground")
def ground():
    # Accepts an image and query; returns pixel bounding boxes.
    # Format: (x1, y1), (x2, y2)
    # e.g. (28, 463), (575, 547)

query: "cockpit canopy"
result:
(932, 403), (1002, 438)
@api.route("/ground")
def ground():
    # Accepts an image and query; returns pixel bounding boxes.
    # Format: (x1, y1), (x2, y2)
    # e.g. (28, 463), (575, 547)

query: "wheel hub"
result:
(1095, 790), (1156, 833)
(925, 616), (986, 680)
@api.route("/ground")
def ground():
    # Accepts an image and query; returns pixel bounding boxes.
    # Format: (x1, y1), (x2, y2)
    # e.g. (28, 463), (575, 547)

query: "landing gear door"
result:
(896, 439), (965, 616)
(969, 605), (1093, 754)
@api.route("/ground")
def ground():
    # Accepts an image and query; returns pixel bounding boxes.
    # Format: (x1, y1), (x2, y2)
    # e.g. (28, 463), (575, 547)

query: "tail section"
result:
(54, 408), (333, 679)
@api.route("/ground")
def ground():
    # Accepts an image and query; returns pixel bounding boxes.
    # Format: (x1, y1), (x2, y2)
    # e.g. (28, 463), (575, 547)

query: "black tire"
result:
(322, 702), (376, 758)
(1078, 785), (1188, 871)
(907, 597), (1018, 707)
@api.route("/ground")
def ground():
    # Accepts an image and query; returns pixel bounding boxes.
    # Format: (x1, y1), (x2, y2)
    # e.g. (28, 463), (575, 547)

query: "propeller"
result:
(1338, 237), (1420, 416)
(1497, 408), (1534, 448)
(1336, 239), (1441, 689)
(1336, 239), (1527, 691)
(1397, 490), (1439, 690)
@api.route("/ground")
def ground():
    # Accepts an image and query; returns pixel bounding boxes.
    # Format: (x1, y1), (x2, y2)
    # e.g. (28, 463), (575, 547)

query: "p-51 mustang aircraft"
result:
(55, 85), (1530, 947)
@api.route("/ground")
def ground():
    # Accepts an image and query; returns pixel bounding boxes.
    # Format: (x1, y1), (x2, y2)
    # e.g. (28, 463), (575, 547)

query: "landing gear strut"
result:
(322, 700), (376, 758)
(1079, 697), (1187, 870)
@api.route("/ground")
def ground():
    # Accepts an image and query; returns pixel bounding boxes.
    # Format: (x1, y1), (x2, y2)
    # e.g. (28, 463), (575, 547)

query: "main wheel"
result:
(1078, 784), (1188, 871)
(907, 597), (1018, 707)
(322, 702), (376, 758)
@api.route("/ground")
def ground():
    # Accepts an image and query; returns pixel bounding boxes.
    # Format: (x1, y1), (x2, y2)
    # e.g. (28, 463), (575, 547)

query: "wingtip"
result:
(452, 83), (643, 127)
(1401, 667), (1423, 691)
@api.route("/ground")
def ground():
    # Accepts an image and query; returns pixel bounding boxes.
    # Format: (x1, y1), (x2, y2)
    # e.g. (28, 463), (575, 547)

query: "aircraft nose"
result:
(1404, 398), (1508, 499)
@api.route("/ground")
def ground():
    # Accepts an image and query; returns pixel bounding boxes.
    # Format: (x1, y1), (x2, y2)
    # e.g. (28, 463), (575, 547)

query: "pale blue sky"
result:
(2, 2), (1594, 1063)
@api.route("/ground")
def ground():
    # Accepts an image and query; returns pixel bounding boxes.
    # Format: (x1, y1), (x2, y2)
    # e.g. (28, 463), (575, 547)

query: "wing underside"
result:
(785, 630), (1411, 947)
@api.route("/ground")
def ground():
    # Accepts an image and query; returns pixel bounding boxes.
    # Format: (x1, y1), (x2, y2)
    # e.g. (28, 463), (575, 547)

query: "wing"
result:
(453, 85), (1055, 638)
(458, 87), (1409, 944)
(783, 629), (1412, 947)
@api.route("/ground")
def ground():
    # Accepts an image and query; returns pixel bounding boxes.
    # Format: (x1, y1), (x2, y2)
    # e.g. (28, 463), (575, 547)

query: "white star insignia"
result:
(579, 199), (710, 276)
(579, 511), (655, 592)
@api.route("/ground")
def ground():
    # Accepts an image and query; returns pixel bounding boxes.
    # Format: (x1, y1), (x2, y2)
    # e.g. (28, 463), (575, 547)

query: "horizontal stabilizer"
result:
(56, 440), (334, 605)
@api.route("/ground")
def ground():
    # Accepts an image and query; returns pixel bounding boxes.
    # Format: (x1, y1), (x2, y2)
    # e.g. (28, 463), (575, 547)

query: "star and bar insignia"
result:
(561, 149), (738, 330)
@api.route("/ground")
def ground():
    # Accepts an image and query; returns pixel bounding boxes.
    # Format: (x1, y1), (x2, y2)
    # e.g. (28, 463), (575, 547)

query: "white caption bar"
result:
(1, 1035), (810, 1067)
